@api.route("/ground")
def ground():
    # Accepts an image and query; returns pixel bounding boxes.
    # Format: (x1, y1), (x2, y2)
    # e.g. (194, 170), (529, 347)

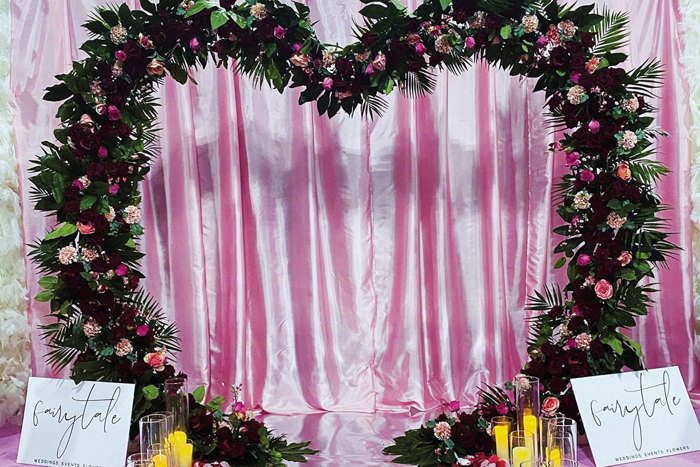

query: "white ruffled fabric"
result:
(0, 0), (30, 426)
(680, 0), (700, 358)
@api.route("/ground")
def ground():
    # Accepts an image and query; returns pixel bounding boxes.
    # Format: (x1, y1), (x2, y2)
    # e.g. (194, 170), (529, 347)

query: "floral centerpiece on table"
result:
(188, 384), (317, 465)
(383, 386), (514, 465)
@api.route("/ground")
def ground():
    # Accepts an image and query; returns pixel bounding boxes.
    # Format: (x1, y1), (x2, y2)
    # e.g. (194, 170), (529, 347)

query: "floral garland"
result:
(28, 0), (673, 464)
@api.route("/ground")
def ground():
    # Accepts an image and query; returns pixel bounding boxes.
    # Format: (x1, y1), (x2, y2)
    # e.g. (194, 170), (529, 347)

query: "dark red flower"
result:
(549, 376), (568, 393)
(581, 32), (595, 48)
(189, 411), (214, 434)
(242, 419), (263, 443)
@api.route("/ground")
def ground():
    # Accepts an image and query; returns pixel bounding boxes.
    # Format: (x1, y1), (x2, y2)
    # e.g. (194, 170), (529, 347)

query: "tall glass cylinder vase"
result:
(515, 375), (540, 460)
(165, 378), (189, 435)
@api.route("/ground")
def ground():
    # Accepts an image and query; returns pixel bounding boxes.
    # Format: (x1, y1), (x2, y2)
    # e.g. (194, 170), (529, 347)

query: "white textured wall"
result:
(0, 0), (30, 425)
(680, 0), (700, 358)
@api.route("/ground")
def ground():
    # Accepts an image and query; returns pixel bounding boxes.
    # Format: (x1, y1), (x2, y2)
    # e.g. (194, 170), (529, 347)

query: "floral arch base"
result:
(29, 0), (673, 464)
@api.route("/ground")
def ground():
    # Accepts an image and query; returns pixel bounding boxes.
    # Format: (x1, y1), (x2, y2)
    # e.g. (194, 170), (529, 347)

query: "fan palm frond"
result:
(399, 68), (437, 99)
(591, 7), (630, 56)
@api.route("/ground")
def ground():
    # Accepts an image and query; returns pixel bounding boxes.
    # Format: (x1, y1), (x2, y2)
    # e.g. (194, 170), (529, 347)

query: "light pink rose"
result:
(77, 221), (95, 235)
(617, 163), (632, 181)
(594, 279), (614, 300)
(290, 54), (310, 67)
(618, 251), (633, 266)
(144, 351), (166, 371)
(96, 103), (107, 115)
(542, 396), (560, 416)
(146, 59), (165, 76)
(79, 113), (94, 129)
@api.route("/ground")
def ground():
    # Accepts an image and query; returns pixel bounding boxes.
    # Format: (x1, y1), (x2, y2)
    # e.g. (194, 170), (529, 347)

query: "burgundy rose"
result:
(581, 32), (595, 48)
(549, 47), (569, 67)
(189, 412), (214, 434)
(570, 365), (589, 378)
(451, 422), (476, 449)
(429, 52), (445, 67)
(549, 376), (568, 393)
(547, 355), (567, 376)
(567, 316), (585, 333)
(360, 32), (378, 46)
(589, 338), (606, 357)
(132, 361), (151, 377)
(161, 364), (176, 379)
(242, 419), (263, 443)
(64, 185), (80, 199)
(548, 305), (565, 318)
(64, 200), (80, 215)
(458, 412), (478, 426)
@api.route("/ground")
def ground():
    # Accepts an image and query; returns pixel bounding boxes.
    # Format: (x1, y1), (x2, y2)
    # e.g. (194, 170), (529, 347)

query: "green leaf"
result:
(45, 223), (78, 241)
(206, 396), (225, 412)
(210, 9), (229, 30)
(44, 84), (73, 102)
(34, 290), (53, 302)
(143, 385), (160, 401)
(359, 5), (388, 19)
(439, 0), (452, 10)
(600, 334), (624, 355)
(192, 385), (206, 403)
(99, 9), (119, 27)
(38, 276), (59, 290)
(500, 25), (512, 40)
(80, 195), (97, 210)
(185, 0), (216, 18)
(554, 256), (567, 269)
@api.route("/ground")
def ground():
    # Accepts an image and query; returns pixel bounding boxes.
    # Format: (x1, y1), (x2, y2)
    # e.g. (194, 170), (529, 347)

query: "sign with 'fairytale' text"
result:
(17, 377), (135, 467)
(571, 366), (700, 466)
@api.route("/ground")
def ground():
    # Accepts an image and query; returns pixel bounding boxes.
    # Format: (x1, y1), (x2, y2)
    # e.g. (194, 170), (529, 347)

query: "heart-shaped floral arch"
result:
(29, 0), (673, 464)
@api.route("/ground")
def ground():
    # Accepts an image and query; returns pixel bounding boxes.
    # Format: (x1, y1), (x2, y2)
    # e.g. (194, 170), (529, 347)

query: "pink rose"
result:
(144, 351), (166, 371)
(233, 401), (245, 414)
(189, 37), (200, 51)
(98, 146), (108, 159)
(542, 396), (560, 416)
(588, 120), (600, 134)
(594, 279), (614, 300)
(618, 251), (633, 266)
(274, 25), (286, 39)
(77, 221), (95, 235)
(140, 35), (153, 49)
(107, 105), (121, 121)
(115, 50), (127, 61)
(415, 43), (427, 55)
(565, 152), (580, 167)
(115, 264), (128, 276)
(109, 184), (120, 194)
(136, 324), (149, 337)
(496, 402), (508, 415)
(577, 254), (590, 266)
(322, 77), (333, 91)
(465, 37), (475, 49)
(580, 169), (595, 182)
(72, 179), (85, 190)
(448, 400), (460, 412)
(96, 104), (107, 115)
(372, 53), (386, 71)
(617, 163), (632, 181)
(365, 63), (374, 75)
(290, 54), (309, 67)
(553, 141), (562, 151)
(292, 43), (302, 53)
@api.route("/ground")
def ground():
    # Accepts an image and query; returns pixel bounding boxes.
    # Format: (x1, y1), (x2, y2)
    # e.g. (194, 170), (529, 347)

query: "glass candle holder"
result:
(165, 378), (189, 434)
(127, 453), (154, 467)
(151, 411), (174, 467)
(139, 414), (168, 458)
(515, 375), (540, 459)
(541, 413), (565, 463)
(148, 443), (169, 467)
(548, 460), (578, 467)
(510, 430), (536, 467)
(491, 416), (513, 462)
(547, 417), (577, 463)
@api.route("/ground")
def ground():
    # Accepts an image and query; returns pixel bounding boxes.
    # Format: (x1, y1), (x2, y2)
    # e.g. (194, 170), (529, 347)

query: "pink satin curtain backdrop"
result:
(11, 0), (699, 413)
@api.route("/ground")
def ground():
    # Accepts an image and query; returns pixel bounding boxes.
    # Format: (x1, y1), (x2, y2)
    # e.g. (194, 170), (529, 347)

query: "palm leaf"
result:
(626, 59), (664, 98)
(592, 7), (630, 55)
(399, 68), (437, 98)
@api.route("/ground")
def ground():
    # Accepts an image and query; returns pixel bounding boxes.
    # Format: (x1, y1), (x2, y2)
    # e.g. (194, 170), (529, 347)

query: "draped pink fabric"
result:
(11, 0), (699, 415)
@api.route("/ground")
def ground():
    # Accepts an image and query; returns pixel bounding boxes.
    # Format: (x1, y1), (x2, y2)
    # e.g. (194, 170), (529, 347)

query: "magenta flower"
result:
(292, 42), (302, 53)
(322, 77), (333, 91)
(567, 338), (577, 348)
(496, 402), (509, 415)
(233, 401), (245, 414)
(588, 120), (600, 134)
(465, 37), (476, 49)
(189, 37), (200, 52)
(274, 25), (286, 39)
(98, 146), (108, 159)
(448, 400), (460, 412)
(109, 183), (119, 194)
(107, 105), (121, 121)
(415, 43), (427, 55)
(565, 152), (580, 167)
(365, 63), (375, 74)
(115, 50), (127, 61)
(570, 71), (580, 83)
(136, 324), (149, 337)
(580, 169), (595, 182)
(577, 254), (591, 266)
(537, 36), (548, 48)
(72, 179), (85, 190)
(115, 264), (128, 276)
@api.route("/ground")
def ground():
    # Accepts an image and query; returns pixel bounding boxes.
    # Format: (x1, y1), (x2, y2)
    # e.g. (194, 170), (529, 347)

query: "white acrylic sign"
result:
(571, 366), (700, 466)
(17, 377), (135, 467)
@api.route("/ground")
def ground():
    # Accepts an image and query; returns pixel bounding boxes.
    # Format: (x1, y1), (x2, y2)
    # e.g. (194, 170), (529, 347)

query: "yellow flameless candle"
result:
(175, 442), (193, 467)
(170, 430), (187, 445)
(523, 407), (532, 416)
(493, 425), (510, 461)
(511, 446), (531, 467)
(549, 447), (562, 467)
(153, 453), (168, 467)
